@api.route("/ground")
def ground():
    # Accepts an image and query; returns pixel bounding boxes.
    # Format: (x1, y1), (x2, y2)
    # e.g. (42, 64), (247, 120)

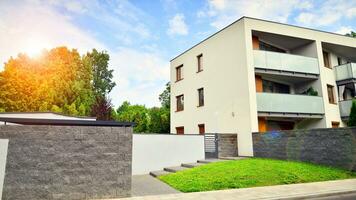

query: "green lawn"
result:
(159, 158), (356, 192)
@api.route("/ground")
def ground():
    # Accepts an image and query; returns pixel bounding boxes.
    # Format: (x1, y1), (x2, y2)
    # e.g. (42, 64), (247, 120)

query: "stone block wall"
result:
(217, 134), (238, 157)
(0, 125), (132, 200)
(253, 127), (356, 171)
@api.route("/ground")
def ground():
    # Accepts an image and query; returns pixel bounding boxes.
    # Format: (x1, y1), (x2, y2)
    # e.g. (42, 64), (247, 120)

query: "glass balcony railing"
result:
(339, 100), (353, 117)
(334, 63), (356, 81)
(253, 50), (319, 75)
(256, 93), (324, 115)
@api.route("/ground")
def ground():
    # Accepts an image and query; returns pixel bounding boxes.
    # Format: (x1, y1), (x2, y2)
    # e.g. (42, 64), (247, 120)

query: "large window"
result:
(327, 85), (336, 104)
(176, 126), (184, 134)
(197, 54), (203, 72)
(198, 88), (204, 107)
(262, 79), (290, 94)
(176, 94), (184, 111)
(323, 51), (331, 68)
(176, 65), (183, 81)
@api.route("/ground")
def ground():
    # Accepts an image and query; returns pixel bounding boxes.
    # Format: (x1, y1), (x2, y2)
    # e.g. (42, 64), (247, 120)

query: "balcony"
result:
(334, 63), (356, 82)
(256, 93), (324, 118)
(339, 100), (353, 118)
(253, 50), (319, 78)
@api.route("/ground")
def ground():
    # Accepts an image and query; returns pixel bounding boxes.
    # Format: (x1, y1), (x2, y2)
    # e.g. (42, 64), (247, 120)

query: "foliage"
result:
(83, 49), (116, 97)
(91, 95), (114, 120)
(114, 101), (170, 133)
(114, 101), (150, 133)
(159, 82), (170, 108)
(148, 106), (170, 133)
(305, 87), (318, 96)
(345, 31), (356, 38)
(159, 158), (356, 192)
(0, 47), (93, 116)
(348, 100), (356, 126)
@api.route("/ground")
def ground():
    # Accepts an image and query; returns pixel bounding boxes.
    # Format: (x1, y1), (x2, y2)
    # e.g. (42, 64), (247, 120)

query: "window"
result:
(176, 65), (183, 81)
(327, 85), (336, 104)
(259, 41), (285, 53)
(197, 54), (203, 72)
(337, 57), (342, 66)
(176, 95), (184, 111)
(331, 121), (340, 128)
(198, 88), (204, 107)
(323, 51), (331, 68)
(262, 79), (290, 94)
(198, 124), (205, 135)
(176, 126), (184, 134)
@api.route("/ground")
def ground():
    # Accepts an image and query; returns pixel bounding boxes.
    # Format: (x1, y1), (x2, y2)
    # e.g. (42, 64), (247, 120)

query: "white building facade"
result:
(170, 17), (356, 156)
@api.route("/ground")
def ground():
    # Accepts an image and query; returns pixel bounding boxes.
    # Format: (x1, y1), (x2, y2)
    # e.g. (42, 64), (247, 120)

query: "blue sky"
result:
(0, 0), (355, 108)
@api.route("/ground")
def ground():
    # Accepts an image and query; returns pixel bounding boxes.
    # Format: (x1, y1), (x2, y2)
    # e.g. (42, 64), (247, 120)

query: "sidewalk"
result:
(115, 179), (356, 200)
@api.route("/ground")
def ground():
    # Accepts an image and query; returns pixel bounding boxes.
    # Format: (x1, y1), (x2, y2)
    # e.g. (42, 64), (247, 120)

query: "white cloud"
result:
(0, 1), (105, 69)
(199, 0), (308, 29)
(167, 14), (189, 35)
(109, 48), (169, 107)
(295, 0), (356, 27)
(336, 26), (354, 35)
(0, 0), (168, 108)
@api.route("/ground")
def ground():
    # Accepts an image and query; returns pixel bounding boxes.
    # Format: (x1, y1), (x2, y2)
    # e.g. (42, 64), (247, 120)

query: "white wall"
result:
(0, 139), (9, 200)
(132, 134), (204, 175)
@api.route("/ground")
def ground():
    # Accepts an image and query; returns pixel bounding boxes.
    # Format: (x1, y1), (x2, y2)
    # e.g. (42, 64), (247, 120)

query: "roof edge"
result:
(170, 16), (355, 62)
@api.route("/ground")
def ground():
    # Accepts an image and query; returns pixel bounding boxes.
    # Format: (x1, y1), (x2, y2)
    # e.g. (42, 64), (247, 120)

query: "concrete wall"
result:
(0, 139), (8, 200)
(253, 128), (356, 171)
(0, 125), (132, 200)
(132, 134), (204, 175)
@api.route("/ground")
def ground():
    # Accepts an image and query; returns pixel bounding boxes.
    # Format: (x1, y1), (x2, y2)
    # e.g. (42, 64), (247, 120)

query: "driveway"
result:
(131, 175), (180, 197)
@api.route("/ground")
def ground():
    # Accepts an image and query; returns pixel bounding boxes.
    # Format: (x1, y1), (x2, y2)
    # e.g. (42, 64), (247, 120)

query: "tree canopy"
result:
(345, 31), (356, 38)
(0, 47), (115, 118)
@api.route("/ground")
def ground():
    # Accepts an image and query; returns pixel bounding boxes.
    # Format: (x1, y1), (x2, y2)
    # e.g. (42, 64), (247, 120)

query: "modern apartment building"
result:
(170, 17), (356, 156)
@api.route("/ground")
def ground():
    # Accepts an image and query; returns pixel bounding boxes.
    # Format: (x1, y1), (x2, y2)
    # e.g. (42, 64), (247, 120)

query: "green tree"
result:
(346, 31), (356, 38)
(115, 101), (150, 133)
(83, 49), (116, 97)
(148, 107), (170, 133)
(159, 82), (170, 109)
(348, 100), (356, 126)
(0, 47), (93, 115)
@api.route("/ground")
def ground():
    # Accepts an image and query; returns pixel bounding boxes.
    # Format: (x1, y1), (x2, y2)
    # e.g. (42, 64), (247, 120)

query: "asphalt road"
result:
(310, 192), (356, 200)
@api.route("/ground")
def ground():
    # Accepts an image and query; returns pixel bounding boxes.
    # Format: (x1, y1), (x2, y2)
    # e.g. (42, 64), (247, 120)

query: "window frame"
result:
(323, 51), (331, 69)
(176, 126), (184, 134)
(176, 64), (183, 82)
(327, 84), (336, 104)
(197, 88), (204, 107)
(176, 94), (184, 112)
(197, 54), (203, 73)
(198, 124), (205, 135)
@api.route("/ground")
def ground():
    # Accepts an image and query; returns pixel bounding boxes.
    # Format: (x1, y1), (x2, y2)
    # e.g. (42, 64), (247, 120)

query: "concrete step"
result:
(219, 157), (249, 160)
(181, 162), (205, 168)
(164, 166), (189, 173)
(149, 170), (171, 177)
(197, 159), (223, 164)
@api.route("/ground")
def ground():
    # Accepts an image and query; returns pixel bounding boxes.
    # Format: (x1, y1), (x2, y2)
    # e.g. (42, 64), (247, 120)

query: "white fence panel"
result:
(132, 134), (204, 175)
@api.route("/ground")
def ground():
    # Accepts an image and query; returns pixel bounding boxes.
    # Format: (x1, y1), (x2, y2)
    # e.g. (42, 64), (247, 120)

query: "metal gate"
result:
(204, 133), (219, 159)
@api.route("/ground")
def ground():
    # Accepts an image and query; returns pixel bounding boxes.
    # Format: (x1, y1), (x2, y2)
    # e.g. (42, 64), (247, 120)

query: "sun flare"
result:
(24, 37), (50, 57)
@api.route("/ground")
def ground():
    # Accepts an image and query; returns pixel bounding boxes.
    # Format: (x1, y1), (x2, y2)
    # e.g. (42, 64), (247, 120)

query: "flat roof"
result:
(0, 112), (96, 119)
(0, 117), (135, 127)
(170, 16), (356, 61)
